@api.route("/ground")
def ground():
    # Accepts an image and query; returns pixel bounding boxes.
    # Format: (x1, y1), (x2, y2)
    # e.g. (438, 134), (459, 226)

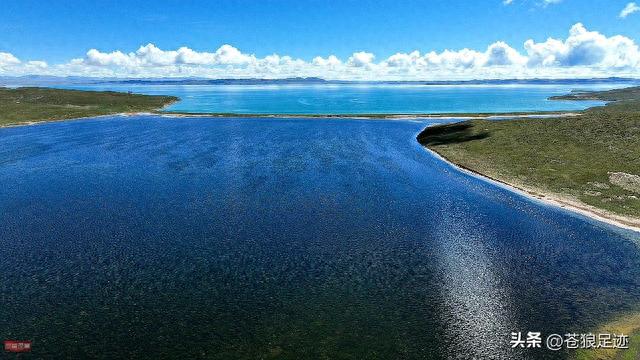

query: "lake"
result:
(1, 113), (639, 359)
(54, 83), (618, 114)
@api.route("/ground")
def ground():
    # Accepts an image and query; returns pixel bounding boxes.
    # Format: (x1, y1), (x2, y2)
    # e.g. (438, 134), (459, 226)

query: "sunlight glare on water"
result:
(0, 116), (638, 359)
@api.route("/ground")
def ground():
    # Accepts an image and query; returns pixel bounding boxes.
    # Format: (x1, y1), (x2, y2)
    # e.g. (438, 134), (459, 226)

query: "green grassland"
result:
(419, 86), (640, 359)
(418, 86), (640, 219)
(0, 87), (178, 126)
(550, 86), (640, 103)
(1, 86), (573, 126)
(573, 312), (640, 360)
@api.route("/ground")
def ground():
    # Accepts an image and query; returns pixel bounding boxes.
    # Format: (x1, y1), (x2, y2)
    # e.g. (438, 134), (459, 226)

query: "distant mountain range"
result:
(1, 75), (639, 86)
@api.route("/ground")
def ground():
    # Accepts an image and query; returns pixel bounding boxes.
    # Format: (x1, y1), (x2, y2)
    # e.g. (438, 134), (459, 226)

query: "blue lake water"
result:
(54, 83), (621, 114)
(0, 115), (639, 359)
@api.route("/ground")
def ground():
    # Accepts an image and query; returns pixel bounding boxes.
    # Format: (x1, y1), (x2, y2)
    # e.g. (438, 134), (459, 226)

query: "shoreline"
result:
(158, 110), (580, 119)
(5, 109), (636, 233)
(423, 145), (640, 234)
(574, 310), (640, 359)
(2, 86), (637, 234)
(0, 113), (135, 128)
(0, 110), (582, 129)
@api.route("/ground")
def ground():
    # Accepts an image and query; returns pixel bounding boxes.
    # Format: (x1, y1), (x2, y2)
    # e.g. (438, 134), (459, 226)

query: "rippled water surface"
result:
(0, 116), (639, 359)
(55, 83), (618, 114)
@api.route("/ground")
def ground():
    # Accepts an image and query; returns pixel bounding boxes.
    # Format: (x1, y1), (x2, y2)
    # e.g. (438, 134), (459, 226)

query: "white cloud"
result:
(503, 0), (514, 5)
(312, 55), (341, 67)
(1, 23), (639, 80)
(385, 51), (422, 68)
(212, 44), (255, 65)
(85, 49), (135, 67)
(82, 44), (255, 68)
(383, 42), (526, 70)
(620, 2), (640, 18)
(0, 52), (21, 66)
(25, 60), (48, 69)
(425, 49), (485, 69)
(174, 47), (215, 65)
(524, 23), (640, 68)
(135, 44), (179, 66)
(347, 52), (375, 67)
(484, 41), (528, 66)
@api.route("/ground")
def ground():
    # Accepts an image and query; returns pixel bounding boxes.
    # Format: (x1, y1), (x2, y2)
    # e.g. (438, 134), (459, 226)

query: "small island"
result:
(0, 87), (178, 127)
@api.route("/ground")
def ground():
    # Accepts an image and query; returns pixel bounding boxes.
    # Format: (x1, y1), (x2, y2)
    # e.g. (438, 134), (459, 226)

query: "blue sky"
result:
(1, 0), (639, 79)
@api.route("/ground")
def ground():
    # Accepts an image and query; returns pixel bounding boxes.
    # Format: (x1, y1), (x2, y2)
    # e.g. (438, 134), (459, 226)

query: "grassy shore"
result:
(418, 86), (640, 358)
(0, 87), (177, 127)
(573, 312), (640, 360)
(3, 86), (639, 224)
(418, 86), (640, 225)
(2, 86), (576, 125)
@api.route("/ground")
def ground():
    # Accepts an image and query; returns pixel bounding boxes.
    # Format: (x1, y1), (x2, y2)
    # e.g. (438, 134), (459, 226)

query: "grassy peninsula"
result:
(418, 86), (640, 359)
(418, 86), (640, 227)
(0, 87), (177, 127)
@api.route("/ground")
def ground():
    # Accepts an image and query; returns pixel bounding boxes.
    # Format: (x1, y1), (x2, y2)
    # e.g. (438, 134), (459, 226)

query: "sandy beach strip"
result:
(0, 111), (582, 128)
(423, 146), (640, 234)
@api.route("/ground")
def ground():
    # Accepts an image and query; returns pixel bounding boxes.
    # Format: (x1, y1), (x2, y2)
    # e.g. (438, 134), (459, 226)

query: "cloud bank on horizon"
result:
(1, 23), (639, 80)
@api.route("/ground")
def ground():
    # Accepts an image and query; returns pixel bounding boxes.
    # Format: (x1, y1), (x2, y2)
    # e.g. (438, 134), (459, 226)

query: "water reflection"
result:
(434, 202), (520, 359)
(0, 116), (638, 359)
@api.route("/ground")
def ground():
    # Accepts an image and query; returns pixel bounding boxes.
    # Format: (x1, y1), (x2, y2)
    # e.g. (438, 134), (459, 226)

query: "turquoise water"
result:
(0, 115), (638, 359)
(1, 83), (639, 358)
(56, 83), (618, 114)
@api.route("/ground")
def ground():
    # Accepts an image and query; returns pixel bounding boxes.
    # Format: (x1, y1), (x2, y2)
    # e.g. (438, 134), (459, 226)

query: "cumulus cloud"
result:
(25, 60), (48, 69)
(385, 51), (423, 68)
(0, 52), (21, 66)
(620, 2), (640, 18)
(312, 55), (341, 67)
(429, 49), (485, 68)
(485, 41), (528, 66)
(524, 23), (640, 68)
(85, 49), (129, 66)
(383, 41), (526, 69)
(347, 51), (375, 67)
(82, 43), (255, 68)
(1, 23), (639, 80)
(212, 44), (255, 65)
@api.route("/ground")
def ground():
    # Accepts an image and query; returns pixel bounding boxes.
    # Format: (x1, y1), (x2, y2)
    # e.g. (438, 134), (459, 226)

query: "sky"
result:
(1, 0), (639, 80)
